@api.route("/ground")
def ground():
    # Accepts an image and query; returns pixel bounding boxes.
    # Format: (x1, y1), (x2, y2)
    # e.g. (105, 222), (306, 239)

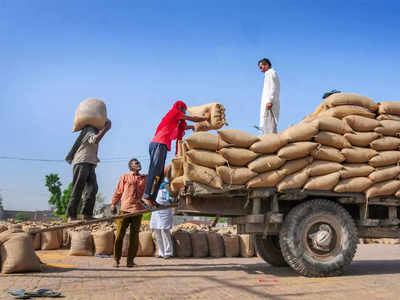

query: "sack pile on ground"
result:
(170, 93), (400, 200)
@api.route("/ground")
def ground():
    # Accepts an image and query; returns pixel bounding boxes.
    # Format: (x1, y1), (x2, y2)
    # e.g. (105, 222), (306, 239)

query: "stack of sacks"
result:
(169, 130), (262, 193)
(170, 93), (400, 200)
(188, 103), (228, 132)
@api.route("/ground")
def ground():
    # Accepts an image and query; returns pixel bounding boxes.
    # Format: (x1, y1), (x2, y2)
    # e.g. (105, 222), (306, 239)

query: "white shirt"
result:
(260, 68), (280, 128)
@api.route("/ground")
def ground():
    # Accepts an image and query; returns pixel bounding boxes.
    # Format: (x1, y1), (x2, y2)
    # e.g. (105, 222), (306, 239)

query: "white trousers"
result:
(154, 229), (173, 257)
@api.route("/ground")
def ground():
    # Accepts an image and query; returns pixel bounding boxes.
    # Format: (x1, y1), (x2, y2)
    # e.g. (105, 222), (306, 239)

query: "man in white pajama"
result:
(150, 181), (173, 259)
(258, 58), (280, 134)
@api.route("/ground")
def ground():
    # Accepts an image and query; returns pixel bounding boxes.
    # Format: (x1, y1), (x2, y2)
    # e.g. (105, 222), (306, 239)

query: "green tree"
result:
(45, 174), (62, 208)
(45, 174), (71, 219)
(95, 192), (106, 212)
(15, 212), (29, 223)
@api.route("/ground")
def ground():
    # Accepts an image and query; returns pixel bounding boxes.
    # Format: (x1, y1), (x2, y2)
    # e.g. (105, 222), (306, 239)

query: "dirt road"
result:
(0, 244), (399, 299)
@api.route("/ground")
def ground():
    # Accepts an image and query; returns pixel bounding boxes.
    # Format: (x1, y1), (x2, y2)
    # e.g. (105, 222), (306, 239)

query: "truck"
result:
(174, 181), (400, 277)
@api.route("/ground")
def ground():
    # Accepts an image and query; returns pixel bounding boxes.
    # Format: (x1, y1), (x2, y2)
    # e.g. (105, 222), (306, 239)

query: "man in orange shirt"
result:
(111, 158), (146, 268)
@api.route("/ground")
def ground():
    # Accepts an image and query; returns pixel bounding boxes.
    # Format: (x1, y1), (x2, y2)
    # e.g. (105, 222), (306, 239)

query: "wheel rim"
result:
(302, 215), (342, 260)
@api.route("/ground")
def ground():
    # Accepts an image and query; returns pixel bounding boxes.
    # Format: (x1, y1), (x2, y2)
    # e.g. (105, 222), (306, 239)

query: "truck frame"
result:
(175, 181), (400, 277)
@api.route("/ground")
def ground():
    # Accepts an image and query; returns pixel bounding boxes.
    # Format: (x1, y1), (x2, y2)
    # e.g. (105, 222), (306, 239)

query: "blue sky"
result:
(1, 0), (399, 210)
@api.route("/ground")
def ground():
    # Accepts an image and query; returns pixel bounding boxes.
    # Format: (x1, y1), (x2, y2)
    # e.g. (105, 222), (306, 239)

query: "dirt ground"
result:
(0, 244), (399, 299)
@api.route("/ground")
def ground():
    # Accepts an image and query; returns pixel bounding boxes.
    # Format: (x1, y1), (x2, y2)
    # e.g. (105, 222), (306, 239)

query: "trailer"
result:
(175, 181), (400, 277)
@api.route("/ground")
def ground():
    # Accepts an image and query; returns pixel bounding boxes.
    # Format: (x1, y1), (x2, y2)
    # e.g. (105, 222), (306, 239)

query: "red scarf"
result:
(152, 101), (187, 154)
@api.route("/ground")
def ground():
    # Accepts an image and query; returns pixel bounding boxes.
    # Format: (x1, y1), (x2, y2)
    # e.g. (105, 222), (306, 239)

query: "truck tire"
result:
(279, 199), (358, 277)
(254, 234), (288, 267)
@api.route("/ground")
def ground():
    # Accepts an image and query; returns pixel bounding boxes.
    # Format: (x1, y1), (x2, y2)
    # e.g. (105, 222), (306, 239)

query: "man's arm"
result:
(186, 125), (195, 131)
(265, 71), (278, 110)
(91, 119), (112, 144)
(181, 112), (210, 123)
(110, 175), (124, 212)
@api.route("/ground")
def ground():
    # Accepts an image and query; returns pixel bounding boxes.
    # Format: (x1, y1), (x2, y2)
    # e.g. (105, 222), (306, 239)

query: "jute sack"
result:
(183, 162), (223, 189)
(334, 177), (373, 193)
(248, 155), (286, 173)
(219, 148), (259, 166)
(279, 156), (313, 176)
(278, 142), (319, 160)
(303, 172), (341, 191)
(250, 134), (288, 154)
(206, 232), (225, 258)
(72, 98), (107, 132)
(222, 234), (240, 257)
(375, 120), (400, 136)
(190, 231), (209, 258)
(41, 231), (61, 250)
(137, 232), (154, 257)
(324, 93), (378, 112)
(369, 166), (400, 183)
(216, 166), (257, 185)
(170, 176), (185, 194)
(340, 163), (375, 179)
(92, 230), (114, 255)
(378, 101), (400, 115)
(343, 115), (380, 132)
(395, 190), (400, 198)
(370, 137), (400, 151)
(314, 131), (352, 149)
(185, 132), (229, 151)
(377, 114), (400, 121)
(23, 226), (41, 250)
(316, 117), (354, 134)
(247, 170), (286, 188)
(0, 225), (8, 233)
(369, 151), (400, 167)
(281, 120), (319, 143)
(320, 105), (376, 119)
(365, 180), (400, 199)
(69, 231), (94, 256)
(173, 230), (192, 257)
(171, 157), (184, 179)
(311, 145), (345, 163)
(277, 168), (310, 191)
(188, 103), (227, 131)
(344, 132), (381, 147)
(1, 233), (42, 274)
(218, 129), (259, 148)
(308, 160), (343, 177)
(186, 149), (227, 168)
(239, 234), (255, 258)
(342, 147), (378, 163)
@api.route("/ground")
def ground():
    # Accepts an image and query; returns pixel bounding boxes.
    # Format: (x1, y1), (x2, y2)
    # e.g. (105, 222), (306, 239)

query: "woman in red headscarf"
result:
(141, 101), (209, 209)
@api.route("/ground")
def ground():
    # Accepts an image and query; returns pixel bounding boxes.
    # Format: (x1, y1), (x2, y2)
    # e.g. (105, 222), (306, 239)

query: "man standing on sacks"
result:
(258, 58), (280, 134)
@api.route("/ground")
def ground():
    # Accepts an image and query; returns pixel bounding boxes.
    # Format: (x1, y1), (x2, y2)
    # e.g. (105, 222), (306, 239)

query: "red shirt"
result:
(152, 111), (184, 151)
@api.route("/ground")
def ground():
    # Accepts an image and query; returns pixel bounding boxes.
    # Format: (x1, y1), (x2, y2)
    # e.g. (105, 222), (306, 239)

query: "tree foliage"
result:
(15, 212), (29, 223)
(0, 192), (4, 210)
(45, 174), (70, 219)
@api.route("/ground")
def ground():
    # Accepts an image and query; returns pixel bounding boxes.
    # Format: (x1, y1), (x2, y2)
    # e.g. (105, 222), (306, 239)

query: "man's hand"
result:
(104, 119), (112, 131)
(111, 205), (117, 215)
(266, 103), (273, 110)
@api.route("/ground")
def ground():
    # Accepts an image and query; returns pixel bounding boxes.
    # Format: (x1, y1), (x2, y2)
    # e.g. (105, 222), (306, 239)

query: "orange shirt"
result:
(111, 173), (147, 213)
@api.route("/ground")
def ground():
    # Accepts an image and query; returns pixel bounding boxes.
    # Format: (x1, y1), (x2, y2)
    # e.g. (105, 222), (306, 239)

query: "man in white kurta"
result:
(150, 181), (173, 259)
(259, 58), (280, 133)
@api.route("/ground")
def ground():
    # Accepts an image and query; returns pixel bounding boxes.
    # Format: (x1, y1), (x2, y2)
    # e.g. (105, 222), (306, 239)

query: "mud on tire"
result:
(279, 199), (358, 277)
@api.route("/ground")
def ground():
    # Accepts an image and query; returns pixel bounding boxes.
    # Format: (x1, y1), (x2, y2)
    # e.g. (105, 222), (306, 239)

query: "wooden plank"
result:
(358, 218), (400, 227)
(358, 226), (400, 238)
(29, 205), (177, 234)
(231, 214), (264, 224)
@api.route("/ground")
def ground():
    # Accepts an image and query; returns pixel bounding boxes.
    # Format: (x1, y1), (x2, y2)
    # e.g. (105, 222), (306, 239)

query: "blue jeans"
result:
(143, 142), (168, 202)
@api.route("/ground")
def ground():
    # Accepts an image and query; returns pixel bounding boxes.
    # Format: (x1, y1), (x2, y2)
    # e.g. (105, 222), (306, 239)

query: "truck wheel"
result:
(254, 234), (288, 267)
(279, 199), (358, 277)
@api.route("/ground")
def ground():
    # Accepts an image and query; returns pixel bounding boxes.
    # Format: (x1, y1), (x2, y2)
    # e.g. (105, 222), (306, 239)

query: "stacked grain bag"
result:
(170, 93), (400, 200)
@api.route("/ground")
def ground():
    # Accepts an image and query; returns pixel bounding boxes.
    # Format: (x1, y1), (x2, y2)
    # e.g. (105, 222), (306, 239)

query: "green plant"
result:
(15, 212), (29, 223)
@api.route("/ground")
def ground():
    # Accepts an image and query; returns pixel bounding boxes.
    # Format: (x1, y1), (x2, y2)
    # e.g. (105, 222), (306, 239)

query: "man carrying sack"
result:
(111, 158), (146, 268)
(65, 119), (111, 222)
(258, 58), (280, 134)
